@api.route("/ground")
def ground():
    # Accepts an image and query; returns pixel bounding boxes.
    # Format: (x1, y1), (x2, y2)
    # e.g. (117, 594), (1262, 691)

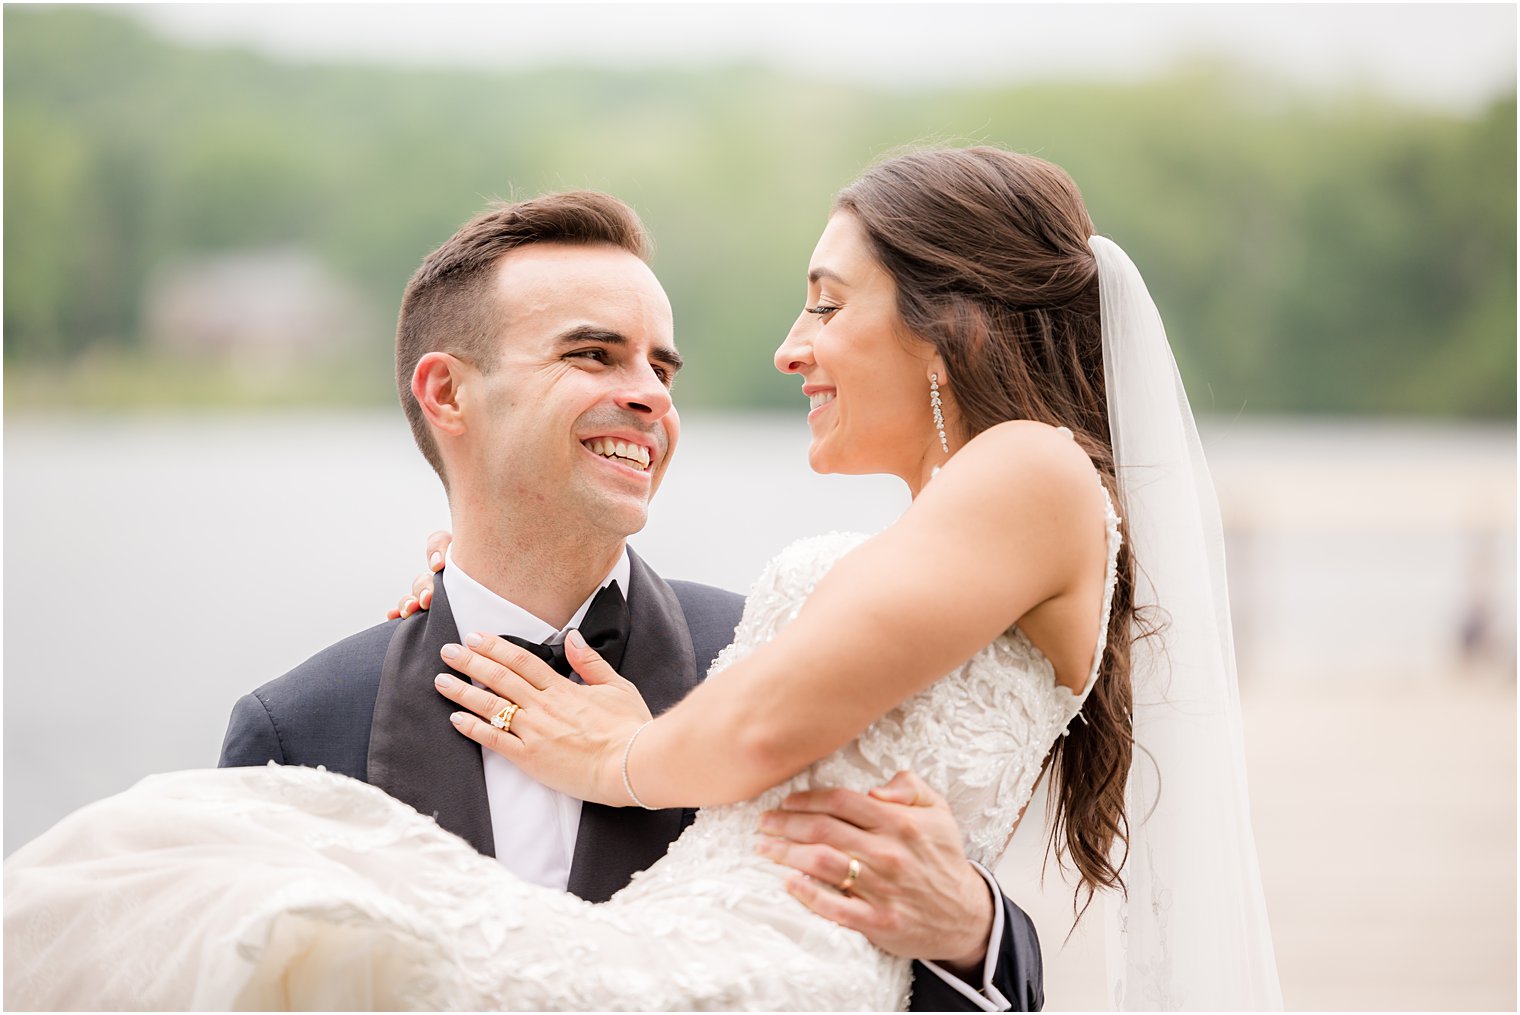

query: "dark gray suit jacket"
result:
(219, 548), (1041, 1010)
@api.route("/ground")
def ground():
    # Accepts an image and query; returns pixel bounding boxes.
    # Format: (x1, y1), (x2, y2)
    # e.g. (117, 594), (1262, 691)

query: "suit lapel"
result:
(565, 549), (702, 902)
(367, 576), (495, 857)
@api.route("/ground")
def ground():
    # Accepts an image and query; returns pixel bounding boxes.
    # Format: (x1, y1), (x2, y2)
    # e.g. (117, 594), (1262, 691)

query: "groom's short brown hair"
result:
(396, 191), (652, 485)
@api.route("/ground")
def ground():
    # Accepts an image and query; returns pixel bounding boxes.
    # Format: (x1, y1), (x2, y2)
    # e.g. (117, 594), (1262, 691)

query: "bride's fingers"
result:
(433, 672), (517, 725)
(440, 640), (544, 703)
(410, 571), (435, 608)
(563, 632), (627, 687)
(425, 530), (452, 572)
(448, 709), (528, 762)
(462, 632), (559, 691)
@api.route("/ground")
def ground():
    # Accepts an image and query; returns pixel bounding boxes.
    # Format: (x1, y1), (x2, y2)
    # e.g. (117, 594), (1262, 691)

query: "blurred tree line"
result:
(4, 6), (1514, 416)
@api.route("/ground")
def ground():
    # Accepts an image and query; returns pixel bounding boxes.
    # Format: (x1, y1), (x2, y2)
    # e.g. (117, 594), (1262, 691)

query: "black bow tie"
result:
(502, 581), (630, 681)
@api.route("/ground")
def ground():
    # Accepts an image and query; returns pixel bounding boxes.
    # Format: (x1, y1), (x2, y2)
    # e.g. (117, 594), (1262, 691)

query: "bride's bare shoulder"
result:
(908, 418), (1109, 586)
(935, 419), (1103, 509)
(903, 420), (1108, 571)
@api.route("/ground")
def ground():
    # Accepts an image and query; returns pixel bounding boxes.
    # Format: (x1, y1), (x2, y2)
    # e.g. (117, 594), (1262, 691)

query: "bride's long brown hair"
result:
(836, 147), (1138, 918)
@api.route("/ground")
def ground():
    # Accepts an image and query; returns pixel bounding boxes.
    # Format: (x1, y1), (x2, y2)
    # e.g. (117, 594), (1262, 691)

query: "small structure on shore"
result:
(145, 247), (369, 365)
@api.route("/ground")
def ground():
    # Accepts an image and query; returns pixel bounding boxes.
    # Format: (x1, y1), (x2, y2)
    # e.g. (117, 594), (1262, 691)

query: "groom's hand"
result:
(756, 770), (994, 973)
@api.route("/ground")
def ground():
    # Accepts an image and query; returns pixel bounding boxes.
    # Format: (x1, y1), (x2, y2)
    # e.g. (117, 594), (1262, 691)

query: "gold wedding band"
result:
(838, 856), (862, 894)
(490, 702), (521, 733)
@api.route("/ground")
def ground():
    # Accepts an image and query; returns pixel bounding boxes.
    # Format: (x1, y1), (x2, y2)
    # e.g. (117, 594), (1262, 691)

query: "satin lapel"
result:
(565, 549), (701, 902)
(367, 575), (495, 857)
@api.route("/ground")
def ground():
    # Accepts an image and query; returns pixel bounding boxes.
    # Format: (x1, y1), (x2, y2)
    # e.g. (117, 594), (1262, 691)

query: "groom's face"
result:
(458, 243), (681, 539)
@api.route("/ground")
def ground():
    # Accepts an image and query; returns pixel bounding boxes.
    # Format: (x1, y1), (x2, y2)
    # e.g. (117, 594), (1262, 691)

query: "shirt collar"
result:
(441, 546), (631, 646)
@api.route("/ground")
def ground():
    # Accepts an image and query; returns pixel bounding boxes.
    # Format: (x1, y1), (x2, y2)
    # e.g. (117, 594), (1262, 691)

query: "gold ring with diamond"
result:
(490, 702), (521, 733)
(838, 856), (862, 894)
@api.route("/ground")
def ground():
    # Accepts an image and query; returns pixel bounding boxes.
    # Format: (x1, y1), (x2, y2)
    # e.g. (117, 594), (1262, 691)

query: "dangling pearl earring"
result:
(929, 373), (950, 455)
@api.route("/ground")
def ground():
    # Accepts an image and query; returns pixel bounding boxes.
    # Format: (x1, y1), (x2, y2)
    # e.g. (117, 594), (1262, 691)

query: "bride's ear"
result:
(413, 352), (470, 437)
(925, 357), (948, 391)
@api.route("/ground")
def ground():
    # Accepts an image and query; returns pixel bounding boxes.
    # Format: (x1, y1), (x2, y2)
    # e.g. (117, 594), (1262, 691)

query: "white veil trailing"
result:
(1089, 235), (1283, 1010)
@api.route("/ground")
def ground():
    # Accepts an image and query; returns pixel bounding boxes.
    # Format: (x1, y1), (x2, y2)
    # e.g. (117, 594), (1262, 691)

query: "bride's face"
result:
(774, 212), (940, 481)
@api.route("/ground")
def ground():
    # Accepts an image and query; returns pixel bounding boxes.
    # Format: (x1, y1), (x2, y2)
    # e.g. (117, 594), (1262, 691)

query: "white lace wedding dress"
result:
(6, 511), (1120, 1011)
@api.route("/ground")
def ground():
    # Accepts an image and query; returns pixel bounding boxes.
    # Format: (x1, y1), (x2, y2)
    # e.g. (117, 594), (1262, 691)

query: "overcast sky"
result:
(128, 3), (1515, 112)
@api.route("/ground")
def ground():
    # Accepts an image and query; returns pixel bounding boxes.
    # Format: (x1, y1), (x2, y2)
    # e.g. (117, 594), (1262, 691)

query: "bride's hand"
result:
(433, 632), (652, 806)
(386, 530), (451, 619)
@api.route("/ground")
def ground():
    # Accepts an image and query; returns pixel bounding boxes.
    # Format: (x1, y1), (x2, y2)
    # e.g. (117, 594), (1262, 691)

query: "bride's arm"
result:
(626, 420), (1105, 806)
(438, 420), (1107, 807)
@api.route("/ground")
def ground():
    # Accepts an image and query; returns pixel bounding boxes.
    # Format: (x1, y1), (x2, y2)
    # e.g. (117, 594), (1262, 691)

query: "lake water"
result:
(5, 411), (1514, 855)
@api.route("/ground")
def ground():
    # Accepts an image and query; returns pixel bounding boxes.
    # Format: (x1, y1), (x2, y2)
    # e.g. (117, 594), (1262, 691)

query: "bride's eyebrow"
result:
(807, 267), (847, 286)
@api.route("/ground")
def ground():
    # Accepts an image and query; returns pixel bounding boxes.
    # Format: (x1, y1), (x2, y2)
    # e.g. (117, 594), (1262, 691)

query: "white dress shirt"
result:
(442, 546), (630, 890)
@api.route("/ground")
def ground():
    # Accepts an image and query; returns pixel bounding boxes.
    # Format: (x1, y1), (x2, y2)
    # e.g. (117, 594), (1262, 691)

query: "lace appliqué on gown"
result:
(5, 494), (1122, 1012)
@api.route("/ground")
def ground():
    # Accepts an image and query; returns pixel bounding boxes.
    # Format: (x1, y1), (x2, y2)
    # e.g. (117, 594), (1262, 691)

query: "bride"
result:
(4, 148), (1279, 1010)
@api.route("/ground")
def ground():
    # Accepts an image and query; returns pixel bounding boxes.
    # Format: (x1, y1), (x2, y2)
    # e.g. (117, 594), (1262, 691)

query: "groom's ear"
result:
(413, 352), (469, 438)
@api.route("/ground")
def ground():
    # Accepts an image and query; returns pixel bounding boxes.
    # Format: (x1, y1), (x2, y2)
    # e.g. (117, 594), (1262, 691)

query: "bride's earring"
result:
(930, 373), (950, 455)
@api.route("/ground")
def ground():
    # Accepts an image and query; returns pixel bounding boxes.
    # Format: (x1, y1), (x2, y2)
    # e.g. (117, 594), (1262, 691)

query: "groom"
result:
(219, 191), (1042, 1011)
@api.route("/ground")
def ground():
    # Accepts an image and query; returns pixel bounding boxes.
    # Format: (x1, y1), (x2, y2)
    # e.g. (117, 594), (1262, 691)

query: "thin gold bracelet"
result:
(621, 720), (656, 810)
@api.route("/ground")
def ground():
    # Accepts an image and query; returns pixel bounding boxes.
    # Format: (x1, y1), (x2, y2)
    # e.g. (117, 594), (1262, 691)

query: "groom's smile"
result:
(580, 435), (656, 473)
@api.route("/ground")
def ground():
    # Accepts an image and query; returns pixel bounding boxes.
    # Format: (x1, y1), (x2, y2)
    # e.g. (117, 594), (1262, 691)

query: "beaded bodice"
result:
(651, 491), (1121, 891)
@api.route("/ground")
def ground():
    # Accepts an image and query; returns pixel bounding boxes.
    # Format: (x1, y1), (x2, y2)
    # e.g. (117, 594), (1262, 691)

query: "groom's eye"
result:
(568, 348), (610, 364)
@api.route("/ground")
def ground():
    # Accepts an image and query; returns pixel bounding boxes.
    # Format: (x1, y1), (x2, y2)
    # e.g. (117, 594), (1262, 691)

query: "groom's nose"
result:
(615, 359), (674, 419)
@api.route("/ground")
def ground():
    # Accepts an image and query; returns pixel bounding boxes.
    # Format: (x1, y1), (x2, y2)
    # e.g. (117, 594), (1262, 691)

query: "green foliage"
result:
(4, 7), (1514, 417)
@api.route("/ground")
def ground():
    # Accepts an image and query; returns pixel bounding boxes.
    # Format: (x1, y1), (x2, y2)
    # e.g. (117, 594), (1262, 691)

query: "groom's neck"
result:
(448, 518), (626, 631)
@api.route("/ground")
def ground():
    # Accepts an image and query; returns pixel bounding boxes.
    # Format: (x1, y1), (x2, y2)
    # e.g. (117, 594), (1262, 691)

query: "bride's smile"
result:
(805, 386), (836, 416)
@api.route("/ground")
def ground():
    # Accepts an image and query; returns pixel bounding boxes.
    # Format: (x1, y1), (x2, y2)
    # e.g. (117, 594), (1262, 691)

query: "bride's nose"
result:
(774, 321), (813, 375)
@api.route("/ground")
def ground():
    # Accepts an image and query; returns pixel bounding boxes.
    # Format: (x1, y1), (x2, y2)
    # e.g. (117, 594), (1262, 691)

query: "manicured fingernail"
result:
(758, 816), (778, 835)
(402, 598), (417, 615)
(441, 643), (461, 659)
(419, 589), (431, 607)
(450, 712), (467, 725)
(430, 552), (443, 570)
(567, 629), (586, 649)
(464, 632), (485, 648)
(434, 673), (455, 689)
(755, 840), (778, 858)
